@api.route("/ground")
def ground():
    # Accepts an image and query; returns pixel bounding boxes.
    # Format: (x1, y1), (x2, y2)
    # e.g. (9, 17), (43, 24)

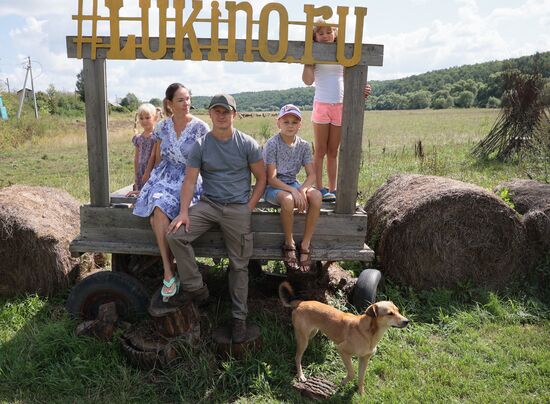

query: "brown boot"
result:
(232, 318), (247, 343)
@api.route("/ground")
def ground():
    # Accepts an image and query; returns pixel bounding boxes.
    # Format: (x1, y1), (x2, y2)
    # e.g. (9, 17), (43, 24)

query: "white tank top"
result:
(314, 64), (344, 103)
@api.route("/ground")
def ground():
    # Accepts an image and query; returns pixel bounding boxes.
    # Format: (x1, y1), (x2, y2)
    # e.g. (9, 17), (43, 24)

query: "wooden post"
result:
(83, 58), (110, 207)
(335, 65), (368, 214)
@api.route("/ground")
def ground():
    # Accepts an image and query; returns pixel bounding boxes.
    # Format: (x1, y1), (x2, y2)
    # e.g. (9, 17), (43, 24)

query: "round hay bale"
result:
(494, 179), (550, 215)
(523, 210), (550, 258)
(365, 174), (528, 290)
(0, 185), (83, 296)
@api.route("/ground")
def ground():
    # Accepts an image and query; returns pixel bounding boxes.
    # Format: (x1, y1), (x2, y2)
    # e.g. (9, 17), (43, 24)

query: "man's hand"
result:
(168, 212), (190, 234)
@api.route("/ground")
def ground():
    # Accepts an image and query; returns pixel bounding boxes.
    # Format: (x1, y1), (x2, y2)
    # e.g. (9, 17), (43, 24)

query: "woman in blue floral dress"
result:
(134, 83), (209, 302)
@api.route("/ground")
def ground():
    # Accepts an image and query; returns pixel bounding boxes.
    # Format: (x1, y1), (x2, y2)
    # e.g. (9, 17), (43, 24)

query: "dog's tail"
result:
(279, 281), (301, 308)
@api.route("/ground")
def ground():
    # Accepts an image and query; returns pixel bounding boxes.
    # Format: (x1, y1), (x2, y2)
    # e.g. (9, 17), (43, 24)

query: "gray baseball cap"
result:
(208, 94), (237, 111)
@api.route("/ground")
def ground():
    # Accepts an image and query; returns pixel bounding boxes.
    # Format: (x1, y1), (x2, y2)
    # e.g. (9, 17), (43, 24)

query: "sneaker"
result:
(148, 285), (209, 317)
(232, 318), (248, 343)
(320, 187), (336, 202)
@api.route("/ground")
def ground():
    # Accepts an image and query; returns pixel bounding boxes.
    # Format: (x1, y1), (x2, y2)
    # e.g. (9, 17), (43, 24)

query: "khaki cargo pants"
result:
(166, 196), (253, 320)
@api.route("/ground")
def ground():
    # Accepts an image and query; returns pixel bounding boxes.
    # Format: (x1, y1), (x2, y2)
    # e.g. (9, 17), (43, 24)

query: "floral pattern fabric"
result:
(131, 133), (155, 190)
(133, 117), (209, 219)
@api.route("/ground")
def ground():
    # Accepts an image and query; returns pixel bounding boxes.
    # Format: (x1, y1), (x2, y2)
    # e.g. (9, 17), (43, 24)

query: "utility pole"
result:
(16, 57), (39, 119)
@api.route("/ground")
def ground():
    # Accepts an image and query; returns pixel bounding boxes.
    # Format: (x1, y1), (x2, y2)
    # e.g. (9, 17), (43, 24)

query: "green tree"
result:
(46, 84), (59, 115)
(486, 96), (501, 108)
(149, 97), (162, 107)
(76, 69), (85, 102)
(408, 90), (432, 109)
(431, 90), (454, 109)
(454, 90), (475, 108)
(375, 92), (407, 110)
(120, 93), (140, 110)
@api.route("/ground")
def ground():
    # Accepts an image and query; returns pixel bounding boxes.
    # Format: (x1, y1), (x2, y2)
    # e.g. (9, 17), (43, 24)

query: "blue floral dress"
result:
(133, 117), (209, 219)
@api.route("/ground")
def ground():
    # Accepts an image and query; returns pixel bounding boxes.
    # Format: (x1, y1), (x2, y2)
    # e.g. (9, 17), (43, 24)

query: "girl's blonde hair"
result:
(312, 18), (338, 42)
(134, 102), (161, 134)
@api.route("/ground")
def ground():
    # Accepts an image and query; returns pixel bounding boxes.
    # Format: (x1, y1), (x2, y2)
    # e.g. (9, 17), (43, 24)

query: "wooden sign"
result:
(72, 0), (367, 66)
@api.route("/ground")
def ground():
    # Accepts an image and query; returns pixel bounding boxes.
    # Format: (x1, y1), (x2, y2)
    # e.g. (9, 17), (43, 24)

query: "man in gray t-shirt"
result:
(165, 94), (266, 343)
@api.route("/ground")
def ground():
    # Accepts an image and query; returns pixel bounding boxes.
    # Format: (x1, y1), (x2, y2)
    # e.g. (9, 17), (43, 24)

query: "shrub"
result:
(454, 90), (475, 108)
(486, 96), (501, 108)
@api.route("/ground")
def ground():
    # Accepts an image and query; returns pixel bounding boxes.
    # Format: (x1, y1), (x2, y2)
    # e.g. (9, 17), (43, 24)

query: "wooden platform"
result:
(70, 204), (373, 262)
(70, 186), (373, 262)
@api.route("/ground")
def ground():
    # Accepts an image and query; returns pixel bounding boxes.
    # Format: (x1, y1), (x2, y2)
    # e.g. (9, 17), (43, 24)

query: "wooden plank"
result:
(79, 206), (367, 236)
(110, 192), (337, 211)
(83, 58), (110, 206)
(79, 227), (364, 251)
(336, 65), (368, 214)
(70, 238), (374, 262)
(66, 36), (384, 66)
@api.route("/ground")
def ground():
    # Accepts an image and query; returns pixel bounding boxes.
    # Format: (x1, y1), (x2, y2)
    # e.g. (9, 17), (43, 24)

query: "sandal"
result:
(299, 246), (312, 273)
(282, 244), (299, 271)
(161, 276), (180, 302)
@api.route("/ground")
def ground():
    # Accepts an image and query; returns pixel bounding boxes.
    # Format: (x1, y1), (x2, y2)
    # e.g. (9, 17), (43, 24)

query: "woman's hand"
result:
(126, 190), (140, 197)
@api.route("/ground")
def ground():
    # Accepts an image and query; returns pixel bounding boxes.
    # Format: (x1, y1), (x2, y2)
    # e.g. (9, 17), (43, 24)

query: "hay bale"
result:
(494, 179), (550, 215)
(365, 174), (528, 290)
(0, 185), (83, 296)
(523, 210), (550, 259)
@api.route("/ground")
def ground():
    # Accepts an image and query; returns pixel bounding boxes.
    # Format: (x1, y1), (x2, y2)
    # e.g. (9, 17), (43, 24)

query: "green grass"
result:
(1, 108), (549, 402)
(1, 283), (548, 403)
(1, 108), (528, 203)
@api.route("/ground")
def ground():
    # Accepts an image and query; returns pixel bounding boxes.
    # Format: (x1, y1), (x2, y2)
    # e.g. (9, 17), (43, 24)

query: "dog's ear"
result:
(365, 304), (377, 317)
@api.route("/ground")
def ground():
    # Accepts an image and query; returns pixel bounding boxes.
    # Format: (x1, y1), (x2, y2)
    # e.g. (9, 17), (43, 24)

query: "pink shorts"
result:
(311, 100), (343, 126)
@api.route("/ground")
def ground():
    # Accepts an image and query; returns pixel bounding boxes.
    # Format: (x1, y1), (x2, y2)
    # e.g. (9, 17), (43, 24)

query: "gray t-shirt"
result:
(188, 129), (263, 204)
(263, 134), (313, 184)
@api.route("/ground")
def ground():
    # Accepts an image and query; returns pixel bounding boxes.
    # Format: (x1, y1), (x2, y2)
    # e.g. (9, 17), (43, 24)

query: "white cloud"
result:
(1, 0), (549, 99)
(367, 0), (550, 80)
(0, 1), (72, 17)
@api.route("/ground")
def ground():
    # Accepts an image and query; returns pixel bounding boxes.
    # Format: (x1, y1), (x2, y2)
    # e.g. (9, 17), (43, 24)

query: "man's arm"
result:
(167, 166), (200, 233)
(248, 159), (266, 211)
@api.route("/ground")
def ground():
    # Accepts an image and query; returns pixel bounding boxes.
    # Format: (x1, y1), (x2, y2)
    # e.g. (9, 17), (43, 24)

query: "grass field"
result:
(0, 108), (524, 202)
(1, 108), (549, 403)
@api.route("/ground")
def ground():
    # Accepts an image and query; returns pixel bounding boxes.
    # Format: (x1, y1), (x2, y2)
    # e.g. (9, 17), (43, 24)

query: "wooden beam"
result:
(335, 65), (368, 214)
(66, 37), (384, 66)
(82, 58), (110, 206)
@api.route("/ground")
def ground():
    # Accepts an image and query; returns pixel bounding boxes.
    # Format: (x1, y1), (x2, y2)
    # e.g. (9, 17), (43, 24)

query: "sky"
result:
(0, 0), (549, 102)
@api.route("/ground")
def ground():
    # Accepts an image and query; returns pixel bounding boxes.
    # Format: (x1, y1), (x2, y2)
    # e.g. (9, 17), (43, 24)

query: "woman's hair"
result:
(312, 18), (337, 42)
(134, 102), (158, 134)
(163, 82), (191, 117)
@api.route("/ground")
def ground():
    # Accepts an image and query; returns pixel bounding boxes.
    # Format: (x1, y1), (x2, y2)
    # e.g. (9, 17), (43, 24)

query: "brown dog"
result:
(279, 281), (409, 394)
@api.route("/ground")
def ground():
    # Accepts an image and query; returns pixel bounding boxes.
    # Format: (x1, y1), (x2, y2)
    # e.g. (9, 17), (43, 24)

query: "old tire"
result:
(352, 268), (381, 311)
(66, 271), (150, 321)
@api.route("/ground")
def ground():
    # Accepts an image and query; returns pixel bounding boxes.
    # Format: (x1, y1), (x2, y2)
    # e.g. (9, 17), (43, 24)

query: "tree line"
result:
(197, 51), (549, 111)
(5, 51), (546, 117)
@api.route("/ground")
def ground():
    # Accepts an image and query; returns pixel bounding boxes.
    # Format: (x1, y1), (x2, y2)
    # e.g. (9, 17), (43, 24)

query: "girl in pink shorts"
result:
(302, 18), (371, 202)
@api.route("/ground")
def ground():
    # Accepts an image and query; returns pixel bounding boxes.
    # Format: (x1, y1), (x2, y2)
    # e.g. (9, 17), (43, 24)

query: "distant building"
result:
(17, 87), (34, 103)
